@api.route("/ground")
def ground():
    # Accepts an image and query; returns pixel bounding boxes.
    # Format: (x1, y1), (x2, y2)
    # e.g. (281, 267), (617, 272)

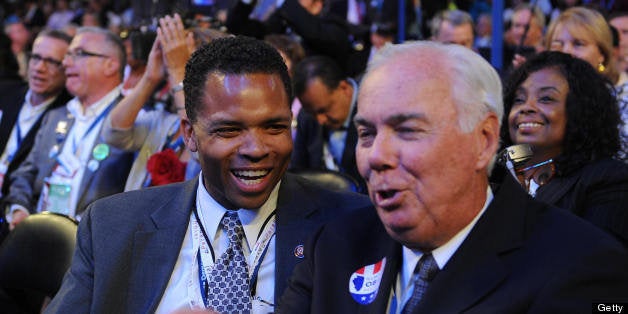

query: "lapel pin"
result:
(92, 143), (110, 161)
(294, 244), (304, 259)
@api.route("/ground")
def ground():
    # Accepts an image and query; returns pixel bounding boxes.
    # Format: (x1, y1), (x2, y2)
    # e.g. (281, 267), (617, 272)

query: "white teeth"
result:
(233, 170), (269, 177)
(518, 122), (542, 129)
(239, 178), (263, 185)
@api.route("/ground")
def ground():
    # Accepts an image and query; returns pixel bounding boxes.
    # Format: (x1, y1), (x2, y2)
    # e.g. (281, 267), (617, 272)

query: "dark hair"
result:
(502, 51), (623, 175)
(293, 55), (345, 97)
(183, 36), (291, 123)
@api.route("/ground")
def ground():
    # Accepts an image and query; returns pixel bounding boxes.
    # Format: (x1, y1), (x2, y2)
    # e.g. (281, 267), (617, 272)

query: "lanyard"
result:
(192, 207), (276, 307)
(15, 122), (23, 150)
(70, 100), (116, 153)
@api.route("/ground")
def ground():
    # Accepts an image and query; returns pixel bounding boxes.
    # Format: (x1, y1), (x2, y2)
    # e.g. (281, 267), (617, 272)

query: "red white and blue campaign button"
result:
(348, 258), (386, 305)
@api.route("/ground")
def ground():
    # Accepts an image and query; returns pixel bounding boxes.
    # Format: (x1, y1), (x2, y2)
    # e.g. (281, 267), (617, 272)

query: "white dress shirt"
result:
(157, 174), (279, 314)
(39, 87), (121, 218)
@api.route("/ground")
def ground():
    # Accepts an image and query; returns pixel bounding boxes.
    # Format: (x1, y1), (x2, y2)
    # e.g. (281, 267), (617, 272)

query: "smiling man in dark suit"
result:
(279, 41), (628, 313)
(45, 36), (370, 314)
(0, 30), (72, 198)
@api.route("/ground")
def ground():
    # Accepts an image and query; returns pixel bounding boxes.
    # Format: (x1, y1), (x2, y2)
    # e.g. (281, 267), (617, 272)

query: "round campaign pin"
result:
(92, 143), (110, 161)
(294, 244), (304, 259)
(87, 159), (99, 172)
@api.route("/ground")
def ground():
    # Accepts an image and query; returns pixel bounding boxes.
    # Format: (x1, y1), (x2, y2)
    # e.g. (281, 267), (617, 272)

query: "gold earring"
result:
(598, 62), (606, 73)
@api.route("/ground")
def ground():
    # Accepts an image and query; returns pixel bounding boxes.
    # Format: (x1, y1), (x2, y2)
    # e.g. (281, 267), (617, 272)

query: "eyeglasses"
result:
(64, 49), (110, 61)
(28, 53), (63, 69)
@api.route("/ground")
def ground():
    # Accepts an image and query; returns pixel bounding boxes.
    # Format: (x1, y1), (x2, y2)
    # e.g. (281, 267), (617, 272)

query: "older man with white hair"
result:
(279, 41), (628, 313)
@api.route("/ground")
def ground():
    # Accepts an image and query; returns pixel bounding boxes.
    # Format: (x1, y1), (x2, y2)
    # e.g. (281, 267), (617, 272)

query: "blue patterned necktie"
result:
(203, 211), (252, 313)
(402, 253), (439, 314)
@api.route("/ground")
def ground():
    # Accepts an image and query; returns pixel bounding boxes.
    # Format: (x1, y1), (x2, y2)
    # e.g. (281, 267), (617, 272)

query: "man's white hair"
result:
(365, 41), (504, 171)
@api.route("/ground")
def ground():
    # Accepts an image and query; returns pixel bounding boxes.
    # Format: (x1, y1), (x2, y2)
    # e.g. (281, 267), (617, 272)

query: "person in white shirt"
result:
(0, 30), (72, 198)
(3, 27), (133, 228)
(44, 36), (370, 314)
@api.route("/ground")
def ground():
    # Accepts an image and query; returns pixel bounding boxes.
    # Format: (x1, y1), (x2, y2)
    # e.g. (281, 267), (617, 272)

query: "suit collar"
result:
(415, 174), (531, 312)
(126, 179), (198, 312)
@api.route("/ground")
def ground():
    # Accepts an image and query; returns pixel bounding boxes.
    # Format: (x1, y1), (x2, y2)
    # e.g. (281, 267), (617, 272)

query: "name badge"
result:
(42, 177), (72, 216)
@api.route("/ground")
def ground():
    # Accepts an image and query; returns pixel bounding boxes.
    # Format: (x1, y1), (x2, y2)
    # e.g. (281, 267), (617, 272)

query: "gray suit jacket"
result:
(45, 174), (371, 313)
(3, 99), (133, 216)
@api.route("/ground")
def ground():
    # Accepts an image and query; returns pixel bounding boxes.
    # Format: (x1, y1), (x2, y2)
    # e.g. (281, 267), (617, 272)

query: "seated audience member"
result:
(2, 27), (133, 227)
(501, 51), (628, 245)
(290, 55), (366, 192)
(506, 3), (545, 53)
(1, 30), (72, 198)
(545, 6), (628, 158)
(102, 14), (229, 191)
(278, 41), (628, 313)
(494, 3), (545, 75)
(45, 36), (371, 314)
(430, 9), (474, 49)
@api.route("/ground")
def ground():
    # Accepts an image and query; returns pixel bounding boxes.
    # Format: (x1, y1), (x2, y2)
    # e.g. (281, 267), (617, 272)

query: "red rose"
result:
(146, 148), (187, 186)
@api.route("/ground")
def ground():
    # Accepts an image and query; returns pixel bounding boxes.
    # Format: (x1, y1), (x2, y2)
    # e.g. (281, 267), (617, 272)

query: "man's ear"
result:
(181, 118), (198, 152)
(475, 113), (500, 171)
(103, 57), (121, 78)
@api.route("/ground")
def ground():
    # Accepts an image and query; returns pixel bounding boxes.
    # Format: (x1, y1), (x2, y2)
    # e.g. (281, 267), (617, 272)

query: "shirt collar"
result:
(400, 187), (494, 289)
(20, 89), (57, 122)
(196, 173), (280, 249)
(67, 86), (121, 121)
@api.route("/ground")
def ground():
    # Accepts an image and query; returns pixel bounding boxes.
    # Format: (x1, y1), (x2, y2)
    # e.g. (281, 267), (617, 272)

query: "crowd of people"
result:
(0, 0), (627, 313)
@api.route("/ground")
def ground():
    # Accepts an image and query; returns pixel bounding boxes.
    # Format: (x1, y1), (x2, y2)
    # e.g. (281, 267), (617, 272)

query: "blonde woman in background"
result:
(545, 6), (628, 159)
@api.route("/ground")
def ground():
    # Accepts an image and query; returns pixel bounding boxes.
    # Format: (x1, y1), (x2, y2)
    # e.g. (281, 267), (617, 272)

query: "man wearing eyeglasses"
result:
(0, 30), (72, 213)
(2, 27), (134, 229)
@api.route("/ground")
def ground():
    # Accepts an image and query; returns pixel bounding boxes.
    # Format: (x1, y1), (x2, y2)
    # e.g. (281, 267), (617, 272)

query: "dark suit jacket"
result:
(290, 107), (365, 193)
(3, 99), (134, 217)
(279, 173), (628, 313)
(535, 158), (628, 246)
(44, 174), (371, 313)
(0, 86), (71, 196)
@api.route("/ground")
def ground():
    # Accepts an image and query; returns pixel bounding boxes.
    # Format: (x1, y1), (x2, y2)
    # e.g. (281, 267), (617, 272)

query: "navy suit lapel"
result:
(126, 179), (198, 312)
(415, 175), (528, 313)
(274, 174), (323, 300)
(11, 90), (70, 170)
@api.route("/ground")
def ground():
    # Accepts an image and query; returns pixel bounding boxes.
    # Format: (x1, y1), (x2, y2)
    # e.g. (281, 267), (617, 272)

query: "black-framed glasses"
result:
(28, 53), (63, 69)
(64, 48), (110, 61)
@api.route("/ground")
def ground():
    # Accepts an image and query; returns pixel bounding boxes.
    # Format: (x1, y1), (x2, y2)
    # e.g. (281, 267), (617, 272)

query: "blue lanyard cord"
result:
(249, 211), (276, 298)
(15, 122), (22, 149)
(193, 207), (276, 306)
(193, 206), (216, 309)
(70, 99), (117, 153)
